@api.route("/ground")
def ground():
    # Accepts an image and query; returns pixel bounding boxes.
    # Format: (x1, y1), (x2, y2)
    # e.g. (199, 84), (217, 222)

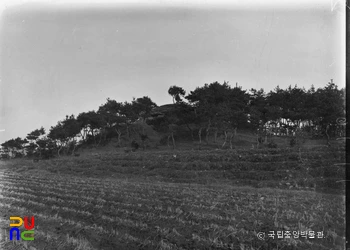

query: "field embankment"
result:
(0, 144), (345, 249)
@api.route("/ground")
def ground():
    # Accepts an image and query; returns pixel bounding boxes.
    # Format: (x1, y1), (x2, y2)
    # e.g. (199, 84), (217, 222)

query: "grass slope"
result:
(0, 139), (345, 250)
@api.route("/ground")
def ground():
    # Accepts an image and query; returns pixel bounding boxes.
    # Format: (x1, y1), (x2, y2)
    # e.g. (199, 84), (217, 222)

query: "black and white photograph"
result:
(0, 0), (346, 249)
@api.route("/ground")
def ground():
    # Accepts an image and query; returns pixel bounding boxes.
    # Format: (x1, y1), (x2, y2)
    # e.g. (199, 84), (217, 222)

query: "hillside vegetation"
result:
(0, 135), (345, 250)
(0, 80), (345, 161)
(0, 80), (345, 249)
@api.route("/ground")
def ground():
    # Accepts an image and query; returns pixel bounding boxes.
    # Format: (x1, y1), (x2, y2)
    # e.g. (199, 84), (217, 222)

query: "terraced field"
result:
(0, 146), (345, 249)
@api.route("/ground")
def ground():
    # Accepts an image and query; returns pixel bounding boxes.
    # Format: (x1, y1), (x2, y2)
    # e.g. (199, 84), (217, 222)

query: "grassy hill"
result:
(0, 133), (345, 249)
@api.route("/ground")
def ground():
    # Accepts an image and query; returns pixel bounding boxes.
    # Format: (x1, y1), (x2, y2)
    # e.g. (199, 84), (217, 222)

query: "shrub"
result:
(1, 153), (10, 159)
(14, 152), (24, 158)
(41, 149), (56, 159)
(131, 140), (139, 152)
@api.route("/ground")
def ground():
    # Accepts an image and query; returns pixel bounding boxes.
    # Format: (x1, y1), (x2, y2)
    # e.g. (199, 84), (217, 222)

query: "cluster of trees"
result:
(0, 79), (345, 159)
(0, 96), (157, 159)
(161, 80), (345, 148)
(248, 81), (346, 138)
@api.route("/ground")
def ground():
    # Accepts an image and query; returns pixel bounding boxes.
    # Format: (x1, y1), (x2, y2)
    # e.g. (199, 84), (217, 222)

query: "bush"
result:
(41, 149), (56, 159)
(131, 140), (139, 152)
(14, 152), (24, 158)
(1, 153), (10, 159)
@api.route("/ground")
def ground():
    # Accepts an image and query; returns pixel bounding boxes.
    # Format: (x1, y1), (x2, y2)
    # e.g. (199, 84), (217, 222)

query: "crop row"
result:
(0, 161), (345, 250)
(0, 203), (154, 250)
(1, 172), (344, 233)
(0, 189), (237, 228)
(0, 194), (252, 249)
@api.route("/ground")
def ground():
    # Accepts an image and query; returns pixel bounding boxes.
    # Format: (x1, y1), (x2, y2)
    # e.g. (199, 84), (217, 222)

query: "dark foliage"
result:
(131, 140), (139, 152)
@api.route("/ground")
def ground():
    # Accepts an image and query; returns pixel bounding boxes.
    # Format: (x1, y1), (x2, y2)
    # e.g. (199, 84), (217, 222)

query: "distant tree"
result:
(26, 127), (46, 141)
(186, 81), (249, 146)
(121, 96), (157, 139)
(263, 80), (345, 143)
(248, 88), (267, 130)
(48, 115), (81, 156)
(186, 81), (229, 144)
(61, 115), (81, 154)
(36, 137), (56, 159)
(146, 104), (181, 148)
(0, 147), (10, 159)
(160, 110), (179, 149)
(313, 80), (345, 144)
(120, 102), (134, 139)
(26, 127), (46, 157)
(77, 111), (104, 145)
(171, 102), (197, 141)
(48, 121), (69, 156)
(224, 85), (250, 129)
(77, 112), (91, 142)
(131, 96), (158, 118)
(303, 85), (319, 128)
(168, 85), (186, 104)
(266, 85), (307, 136)
(282, 85), (307, 124)
(98, 98), (126, 146)
(1, 137), (28, 158)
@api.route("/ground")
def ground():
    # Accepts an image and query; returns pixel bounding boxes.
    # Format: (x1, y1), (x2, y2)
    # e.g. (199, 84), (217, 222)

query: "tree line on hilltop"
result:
(0, 79), (345, 159)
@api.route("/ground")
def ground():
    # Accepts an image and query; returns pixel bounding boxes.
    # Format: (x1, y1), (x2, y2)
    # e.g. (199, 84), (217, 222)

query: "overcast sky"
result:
(0, 0), (345, 143)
